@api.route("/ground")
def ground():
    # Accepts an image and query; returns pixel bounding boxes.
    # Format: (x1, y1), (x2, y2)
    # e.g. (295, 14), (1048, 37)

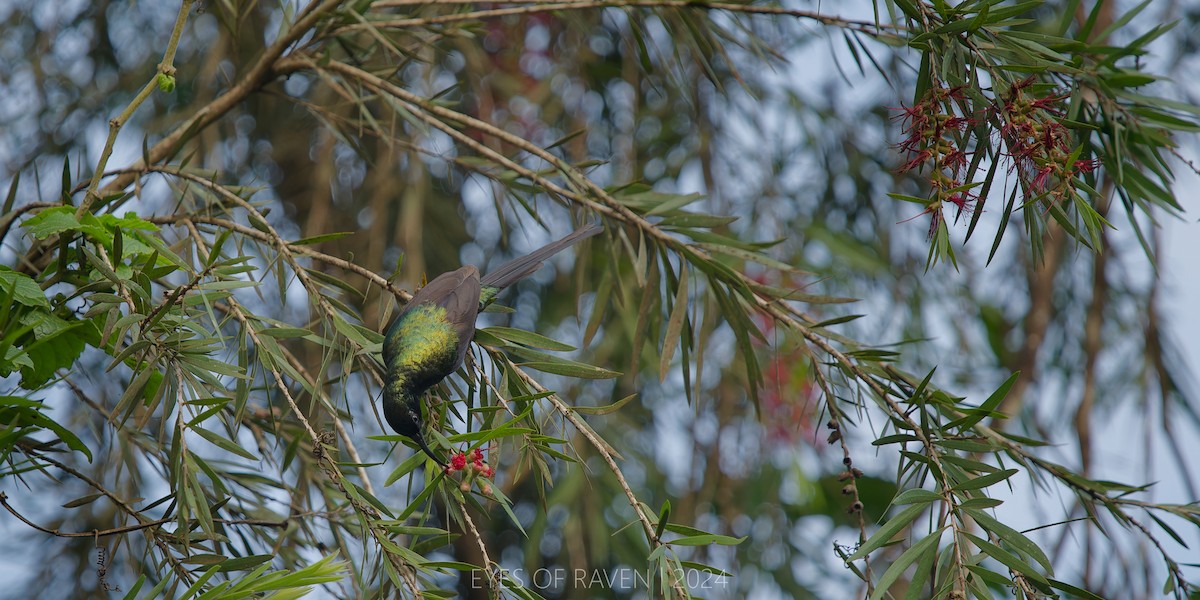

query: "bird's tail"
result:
(480, 223), (602, 291)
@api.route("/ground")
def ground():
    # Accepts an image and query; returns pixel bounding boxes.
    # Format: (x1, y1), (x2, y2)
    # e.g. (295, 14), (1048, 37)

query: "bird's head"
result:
(382, 388), (446, 468)
(384, 392), (422, 437)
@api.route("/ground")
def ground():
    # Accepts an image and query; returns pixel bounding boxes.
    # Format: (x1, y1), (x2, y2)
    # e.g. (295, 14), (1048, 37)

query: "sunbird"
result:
(382, 224), (602, 466)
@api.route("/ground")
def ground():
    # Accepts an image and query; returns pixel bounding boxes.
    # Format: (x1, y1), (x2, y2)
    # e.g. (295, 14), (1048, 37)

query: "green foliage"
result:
(0, 1), (1196, 599)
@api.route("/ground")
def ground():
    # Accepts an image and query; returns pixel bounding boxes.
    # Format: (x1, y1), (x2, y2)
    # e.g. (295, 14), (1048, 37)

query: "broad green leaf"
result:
(0, 267), (50, 308)
(22, 206), (81, 239)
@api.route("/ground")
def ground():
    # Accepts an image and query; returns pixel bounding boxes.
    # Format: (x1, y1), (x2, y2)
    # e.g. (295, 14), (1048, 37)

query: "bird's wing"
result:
(385, 265), (482, 368)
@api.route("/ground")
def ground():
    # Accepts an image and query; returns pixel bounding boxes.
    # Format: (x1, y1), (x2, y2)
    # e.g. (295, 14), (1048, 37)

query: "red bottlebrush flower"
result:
(926, 208), (944, 241)
(1031, 165), (1055, 192)
(1030, 94), (1068, 114)
(482, 465), (496, 478)
(896, 132), (925, 154)
(1074, 158), (1101, 173)
(897, 149), (933, 173)
(1040, 122), (1070, 153)
(1010, 75), (1038, 94)
(473, 448), (484, 461)
(946, 192), (976, 220)
(944, 115), (972, 130)
(450, 452), (468, 471)
(1001, 119), (1035, 142)
(943, 149), (970, 175)
(891, 104), (928, 132)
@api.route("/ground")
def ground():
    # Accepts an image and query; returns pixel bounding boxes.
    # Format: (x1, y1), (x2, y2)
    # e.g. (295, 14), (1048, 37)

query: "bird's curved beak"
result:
(412, 431), (447, 468)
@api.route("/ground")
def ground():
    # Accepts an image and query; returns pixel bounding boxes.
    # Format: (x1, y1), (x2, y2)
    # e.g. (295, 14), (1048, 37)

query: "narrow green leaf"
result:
(192, 426), (259, 461)
(2, 170), (18, 213)
(659, 265), (688, 381)
(953, 371), (1019, 430)
(692, 242), (799, 274)
(965, 532), (1050, 586)
(952, 468), (1018, 492)
(572, 393), (637, 416)
(965, 507), (1053, 573)
(655, 500), (670, 541)
(217, 555), (274, 572)
(870, 527), (944, 600)
(482, 326), (575, 351)
(582, 270), (612, 348)
(258, 327), (312, 339)
(62, 493), (105, 508)
(1047, 578), (1106, 600)
(666, 533), (746, 547)
(182, 554), (228, 566)
(893, 488), (942, 505)
(517, 360), (620, 379)
(846, 502), (930, 561)
(292, 231), (354, 246)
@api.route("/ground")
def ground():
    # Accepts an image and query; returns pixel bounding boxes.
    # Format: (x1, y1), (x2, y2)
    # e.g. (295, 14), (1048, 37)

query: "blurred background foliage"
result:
(1, 0), (1200, 598)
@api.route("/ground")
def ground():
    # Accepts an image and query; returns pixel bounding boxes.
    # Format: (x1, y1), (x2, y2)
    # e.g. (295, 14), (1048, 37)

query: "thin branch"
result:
(455, 497), (501, 597)
(341, 0), (902, 40)
(78, 0), (196, 217)
(0, 492), (290, 539)
(180, 195), (424, 597)
(508, 362), (689, 600)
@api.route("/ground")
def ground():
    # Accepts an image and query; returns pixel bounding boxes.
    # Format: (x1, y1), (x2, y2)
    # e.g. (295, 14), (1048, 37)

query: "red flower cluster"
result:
(446, 447), (496, 479)
(893, 84), (980, 238)
(997, 76), (1100, 201)
(747, 271), (818, 446)
(893, 76), (1102, 237)
(761, 354), (816, 446)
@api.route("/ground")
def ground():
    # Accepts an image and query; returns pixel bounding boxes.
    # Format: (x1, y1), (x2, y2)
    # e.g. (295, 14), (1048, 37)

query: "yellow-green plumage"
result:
(384, 304), (459, 404)
(381, 224), (601, 466)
